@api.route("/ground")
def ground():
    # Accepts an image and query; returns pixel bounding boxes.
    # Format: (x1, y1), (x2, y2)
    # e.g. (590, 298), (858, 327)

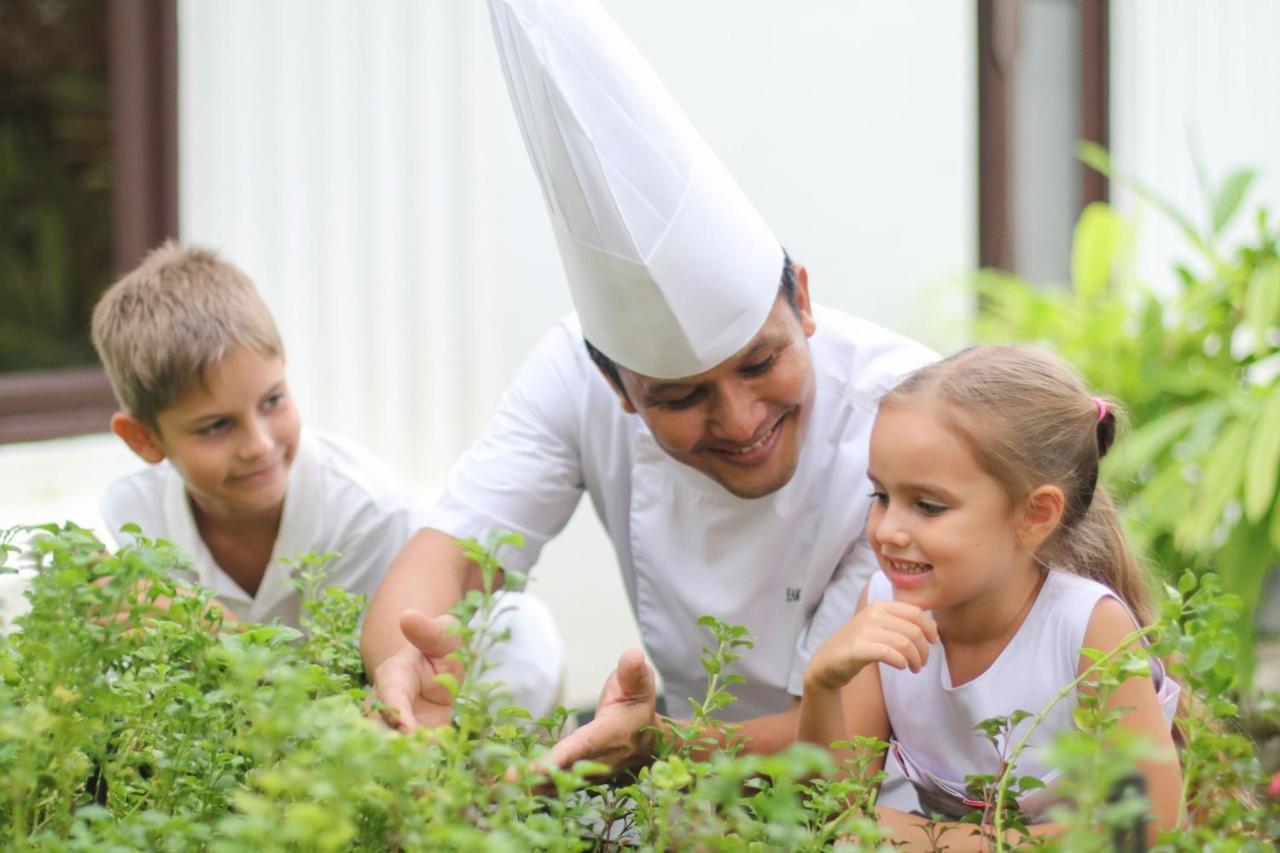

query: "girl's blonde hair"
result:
(883, 344), (1154, 625)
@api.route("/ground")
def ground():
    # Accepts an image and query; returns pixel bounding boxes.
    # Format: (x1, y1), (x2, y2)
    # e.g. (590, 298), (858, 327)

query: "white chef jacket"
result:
(100, 431), (566, 717)
(427, 306), (936, 720)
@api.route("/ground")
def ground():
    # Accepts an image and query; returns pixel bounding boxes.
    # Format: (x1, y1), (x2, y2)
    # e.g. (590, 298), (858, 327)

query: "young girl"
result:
(798, 345), (1182, 846)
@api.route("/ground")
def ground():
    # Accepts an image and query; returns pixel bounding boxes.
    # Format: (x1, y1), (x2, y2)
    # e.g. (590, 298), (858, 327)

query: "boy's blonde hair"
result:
(91, 242), (284, 429)
(883, 344), (1154, 625)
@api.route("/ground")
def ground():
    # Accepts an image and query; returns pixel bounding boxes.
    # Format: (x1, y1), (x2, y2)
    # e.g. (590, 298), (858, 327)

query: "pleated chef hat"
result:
(488, 0), (785, 379)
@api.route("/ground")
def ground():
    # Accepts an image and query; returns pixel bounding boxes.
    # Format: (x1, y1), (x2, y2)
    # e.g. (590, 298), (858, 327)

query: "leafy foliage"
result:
(1, 524), (1276, 849)
(0, 524), (892, 850)
(975, 145), (1280, 682)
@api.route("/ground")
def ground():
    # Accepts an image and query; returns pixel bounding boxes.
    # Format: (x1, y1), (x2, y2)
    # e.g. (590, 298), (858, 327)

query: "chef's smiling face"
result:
(609, 266), (818, 499)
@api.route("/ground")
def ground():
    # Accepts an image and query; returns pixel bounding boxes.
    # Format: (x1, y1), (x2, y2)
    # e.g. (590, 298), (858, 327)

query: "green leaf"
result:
(1244, 391), (1280, 522)
(1017, 775), (1047, 792)
(1076, 140), (1115, 181)
(1071, 202), (1124, 299)
(1272, 494), (1280, 551)
(1106, 406), (1197, 481)
(1211, 168), (1257, 236)
(1212, 523), (1274, 688)
(433, 672), (459, 698)
(1076, 141), (1210, 257)
(1176, 421), (1248, 548)
(1243, 261), (1280, 359)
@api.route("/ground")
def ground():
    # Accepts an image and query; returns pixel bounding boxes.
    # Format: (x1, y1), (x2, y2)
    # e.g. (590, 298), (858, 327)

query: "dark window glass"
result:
(1, 0), (115, 373)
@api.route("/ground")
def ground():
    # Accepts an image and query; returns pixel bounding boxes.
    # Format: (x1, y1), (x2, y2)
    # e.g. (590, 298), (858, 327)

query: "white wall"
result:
(4, 1), (974, 706)
(177, 0), (976, 480)
(173, 0), (976, 704)
(1111, 0), (1280, 290)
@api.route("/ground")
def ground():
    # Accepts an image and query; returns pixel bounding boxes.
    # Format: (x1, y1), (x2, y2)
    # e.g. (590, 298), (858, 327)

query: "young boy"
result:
(91, 242), (563, 716)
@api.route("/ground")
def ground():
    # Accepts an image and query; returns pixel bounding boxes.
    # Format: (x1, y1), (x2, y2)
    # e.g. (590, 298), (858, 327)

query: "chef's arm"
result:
(360, 527), (498, 673)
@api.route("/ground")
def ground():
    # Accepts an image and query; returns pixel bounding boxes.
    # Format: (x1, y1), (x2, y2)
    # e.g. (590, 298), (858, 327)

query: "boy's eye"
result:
(741, 354), (776, 377)
(868, 489), (888, 506)
(262, 393), (284, 411)
(197, 418), (231, 436)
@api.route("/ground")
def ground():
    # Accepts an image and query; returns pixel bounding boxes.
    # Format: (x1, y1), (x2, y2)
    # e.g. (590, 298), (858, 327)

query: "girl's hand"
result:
(804, 600), (939, 692)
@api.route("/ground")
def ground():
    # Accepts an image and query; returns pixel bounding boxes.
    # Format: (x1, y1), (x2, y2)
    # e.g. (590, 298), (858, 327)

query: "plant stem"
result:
(992, 623), (1155, 851)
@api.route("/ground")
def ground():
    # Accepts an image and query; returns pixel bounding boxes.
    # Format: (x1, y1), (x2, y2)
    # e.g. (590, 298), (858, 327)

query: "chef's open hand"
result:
(370, 610), (463, 733)
(544, 648), (658, 774)
(804, 600), (939, 692)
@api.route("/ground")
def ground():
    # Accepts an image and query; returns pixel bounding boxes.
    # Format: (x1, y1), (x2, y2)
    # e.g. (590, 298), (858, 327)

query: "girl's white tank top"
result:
(867, 569), (1181, 820)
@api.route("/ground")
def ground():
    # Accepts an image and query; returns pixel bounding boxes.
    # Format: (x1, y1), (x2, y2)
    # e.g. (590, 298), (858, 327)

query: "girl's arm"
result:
(1079, 596), (1182, 833)
(797, 584), (934, 769)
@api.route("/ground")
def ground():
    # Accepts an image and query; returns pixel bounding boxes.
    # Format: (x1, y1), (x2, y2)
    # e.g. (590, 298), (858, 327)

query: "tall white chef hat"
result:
(488, 0), (785, 379)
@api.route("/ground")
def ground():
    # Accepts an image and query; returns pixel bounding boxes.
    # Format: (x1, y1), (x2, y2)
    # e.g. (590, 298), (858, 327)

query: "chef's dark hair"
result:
(584, 251), (800, 394)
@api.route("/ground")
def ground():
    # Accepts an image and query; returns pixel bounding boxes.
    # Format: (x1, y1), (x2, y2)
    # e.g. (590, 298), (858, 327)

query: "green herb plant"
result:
(1, 523), (1277, 849)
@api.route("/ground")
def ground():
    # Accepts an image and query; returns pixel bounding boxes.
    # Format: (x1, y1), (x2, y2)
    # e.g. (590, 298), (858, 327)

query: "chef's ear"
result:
(593, 363), (638, 414)
(587, 342), (638, 414)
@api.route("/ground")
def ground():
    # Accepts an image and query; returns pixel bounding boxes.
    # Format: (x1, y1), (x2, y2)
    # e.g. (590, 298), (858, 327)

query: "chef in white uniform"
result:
(361, 0), (935, 767)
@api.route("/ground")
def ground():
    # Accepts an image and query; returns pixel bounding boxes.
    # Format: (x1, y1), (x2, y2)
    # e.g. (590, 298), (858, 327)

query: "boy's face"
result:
(117, 347), (301, 522)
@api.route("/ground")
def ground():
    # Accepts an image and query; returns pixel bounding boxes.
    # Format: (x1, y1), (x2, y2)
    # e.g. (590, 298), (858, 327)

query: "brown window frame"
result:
(978, 0), (1110, 272)
(0, 0), (178, 445)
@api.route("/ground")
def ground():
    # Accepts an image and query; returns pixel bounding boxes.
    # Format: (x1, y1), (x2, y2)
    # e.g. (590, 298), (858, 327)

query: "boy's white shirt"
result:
(100, 431), (419, 627)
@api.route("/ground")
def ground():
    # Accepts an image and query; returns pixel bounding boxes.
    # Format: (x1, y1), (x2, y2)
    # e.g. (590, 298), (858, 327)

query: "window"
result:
(978, 0), (1109, 281)
(0, 0), (177, 443)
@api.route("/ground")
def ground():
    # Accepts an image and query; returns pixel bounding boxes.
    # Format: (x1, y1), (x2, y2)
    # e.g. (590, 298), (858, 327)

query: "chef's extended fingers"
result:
(399, 610), (462, 661)
(545, 718), (613, 771)
(613, 648), (655, 702)
(372, 679), (418, 734)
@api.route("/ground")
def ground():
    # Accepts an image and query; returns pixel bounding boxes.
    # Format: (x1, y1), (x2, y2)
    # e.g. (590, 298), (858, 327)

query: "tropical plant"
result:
(975, 143), (1280, 683)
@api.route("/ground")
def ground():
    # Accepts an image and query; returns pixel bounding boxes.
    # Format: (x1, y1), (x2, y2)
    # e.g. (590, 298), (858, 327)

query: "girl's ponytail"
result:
(884, 347), (1154, 622)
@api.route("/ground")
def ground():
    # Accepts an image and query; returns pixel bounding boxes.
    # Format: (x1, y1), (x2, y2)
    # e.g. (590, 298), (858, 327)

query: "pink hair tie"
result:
(1093, 397), (1109, 422)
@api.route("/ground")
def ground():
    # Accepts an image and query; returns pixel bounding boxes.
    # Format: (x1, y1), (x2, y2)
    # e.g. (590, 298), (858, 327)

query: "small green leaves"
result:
(433, 672), (461, 699)
(1212, 168), (1258, 236)
(1, 523), (1274, 848)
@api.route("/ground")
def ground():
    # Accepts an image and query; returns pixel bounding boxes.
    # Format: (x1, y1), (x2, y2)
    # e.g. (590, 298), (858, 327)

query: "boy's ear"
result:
(111, 412), (166, 464)
(1017, 485), (1065, 551)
